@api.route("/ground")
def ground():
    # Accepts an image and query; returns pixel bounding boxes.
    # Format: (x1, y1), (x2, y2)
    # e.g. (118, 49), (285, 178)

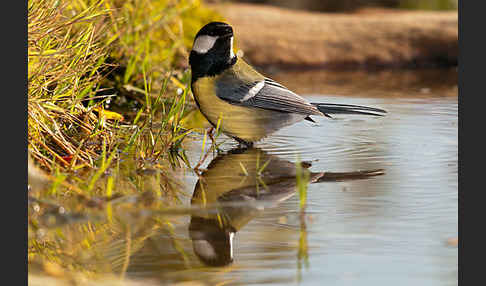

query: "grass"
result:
(28, 0), (224, 282)
(28, 0), (222, 172)
(295, 156), (310, 283)
(27, 0), (225, 200)
(295, 156), (310, 210)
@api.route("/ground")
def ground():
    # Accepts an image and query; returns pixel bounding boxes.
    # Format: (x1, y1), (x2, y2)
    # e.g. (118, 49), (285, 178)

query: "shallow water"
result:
(171, 94), (458, 286)
(30, 69), (458, 285)
(119, 69), (458, 285)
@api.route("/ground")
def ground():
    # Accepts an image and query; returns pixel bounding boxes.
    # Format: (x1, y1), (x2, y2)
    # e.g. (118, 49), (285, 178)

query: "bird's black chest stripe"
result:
(190, 53), (237, 82)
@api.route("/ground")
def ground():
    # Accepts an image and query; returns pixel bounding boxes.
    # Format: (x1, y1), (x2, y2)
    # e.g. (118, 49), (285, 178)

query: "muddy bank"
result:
(210, 3), (457, 70)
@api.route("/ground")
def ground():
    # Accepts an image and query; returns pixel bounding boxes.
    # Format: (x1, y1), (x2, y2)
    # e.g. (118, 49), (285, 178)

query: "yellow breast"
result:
(192, 78), (273, 142)
(191, 59), (303, 142)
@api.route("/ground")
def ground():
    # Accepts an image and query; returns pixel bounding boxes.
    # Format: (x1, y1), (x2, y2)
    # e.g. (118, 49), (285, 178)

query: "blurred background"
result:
(204, 0), (458, 90)
(211, 0), (458, 12)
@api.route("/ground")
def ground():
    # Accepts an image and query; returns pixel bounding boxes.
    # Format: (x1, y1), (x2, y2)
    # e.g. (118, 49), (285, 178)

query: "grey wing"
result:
(215, 77), (322, 115)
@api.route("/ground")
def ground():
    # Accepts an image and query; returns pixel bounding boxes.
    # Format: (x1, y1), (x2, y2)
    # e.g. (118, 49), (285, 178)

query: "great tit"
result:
(189, 22), (387, 146)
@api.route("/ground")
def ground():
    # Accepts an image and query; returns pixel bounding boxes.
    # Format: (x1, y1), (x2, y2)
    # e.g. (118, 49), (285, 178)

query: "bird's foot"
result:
(233, 137), (254, 150)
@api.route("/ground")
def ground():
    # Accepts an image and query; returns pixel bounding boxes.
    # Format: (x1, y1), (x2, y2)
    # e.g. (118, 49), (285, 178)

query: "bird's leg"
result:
(207, 126), (216, 147)
(193, 147), (212, 173)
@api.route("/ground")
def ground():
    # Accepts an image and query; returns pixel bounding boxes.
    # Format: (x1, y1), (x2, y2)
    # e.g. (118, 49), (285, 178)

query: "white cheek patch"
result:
(230, 36), (235, 58)
(193, 240), (217, 259)
(192, 35), (218, 54)
(229, 232), (235, 259)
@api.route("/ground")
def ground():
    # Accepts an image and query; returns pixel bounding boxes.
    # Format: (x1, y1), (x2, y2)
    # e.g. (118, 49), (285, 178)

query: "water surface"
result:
(173, 94), (458, 286)
(123, 68), (458, 285)
(31, 69), (458, 286)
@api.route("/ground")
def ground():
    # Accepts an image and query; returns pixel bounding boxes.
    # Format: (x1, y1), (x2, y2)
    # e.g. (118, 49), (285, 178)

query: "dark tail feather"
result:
(312, 103), (387, 117)
(311, 169), (385, 184)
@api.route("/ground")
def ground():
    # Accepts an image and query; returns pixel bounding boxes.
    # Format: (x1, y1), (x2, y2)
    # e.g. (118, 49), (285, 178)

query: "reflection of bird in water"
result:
(188, 147), (384, 267)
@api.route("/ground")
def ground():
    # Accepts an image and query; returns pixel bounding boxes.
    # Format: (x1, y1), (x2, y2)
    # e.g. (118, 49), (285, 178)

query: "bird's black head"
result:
(195, 21), (233, 39)
(189, 22), (237, 81)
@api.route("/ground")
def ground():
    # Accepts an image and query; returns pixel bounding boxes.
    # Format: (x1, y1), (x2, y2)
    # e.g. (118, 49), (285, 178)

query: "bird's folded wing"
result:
(215, 77), (322, 115)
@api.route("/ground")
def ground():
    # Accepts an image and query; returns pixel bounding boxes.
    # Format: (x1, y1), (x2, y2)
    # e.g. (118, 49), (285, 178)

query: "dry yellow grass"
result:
(28, 0), (222, 173)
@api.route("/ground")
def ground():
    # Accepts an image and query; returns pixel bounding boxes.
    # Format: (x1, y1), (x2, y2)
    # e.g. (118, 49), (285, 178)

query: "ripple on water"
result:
(252, 97), (457, 167)
(179, 95), (457, 286)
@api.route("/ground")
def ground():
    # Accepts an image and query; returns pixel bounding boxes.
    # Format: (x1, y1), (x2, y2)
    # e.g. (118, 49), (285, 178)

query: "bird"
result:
(189, 22), (387, 147)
